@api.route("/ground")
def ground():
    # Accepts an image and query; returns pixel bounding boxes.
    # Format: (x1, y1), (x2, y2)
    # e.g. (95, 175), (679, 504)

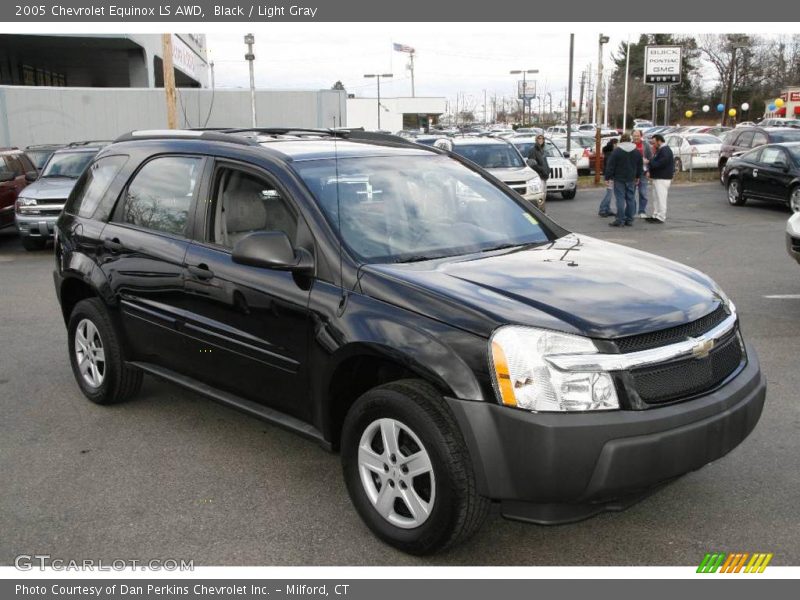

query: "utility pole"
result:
(161, 34), (177, 129)
(363, 73), (393, 130)
(484, 89), (487, 126)
(622, 36), (631, 131)
(578, 70), (585, 123)
(409, 51), (415, 97)
(567, 34), (574, 154)
(723, 35), (748, 127)
(595, 34), (610, 127)
(244, 33), (256, 127)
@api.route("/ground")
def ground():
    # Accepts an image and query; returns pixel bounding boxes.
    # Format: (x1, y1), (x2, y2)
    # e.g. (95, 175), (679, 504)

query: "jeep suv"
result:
(54, 128), (766, 555)
(15, 143), (106, 250)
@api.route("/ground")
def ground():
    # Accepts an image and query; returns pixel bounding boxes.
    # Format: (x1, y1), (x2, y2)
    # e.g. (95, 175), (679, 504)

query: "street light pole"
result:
(595, 34), (610, 128)
(244, 33), (256, 127)
(364, 73), (393, 130)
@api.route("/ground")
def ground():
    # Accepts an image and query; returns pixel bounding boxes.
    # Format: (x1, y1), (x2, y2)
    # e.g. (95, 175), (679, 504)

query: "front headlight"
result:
(15, 196), (38, 214)
(712, 282), (735, 315)
(526, 177), (543, 194)
(490, 326), (619, 412)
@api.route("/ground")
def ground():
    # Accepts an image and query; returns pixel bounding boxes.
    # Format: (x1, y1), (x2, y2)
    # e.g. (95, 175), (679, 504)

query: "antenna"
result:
(333, 112), (346, 309)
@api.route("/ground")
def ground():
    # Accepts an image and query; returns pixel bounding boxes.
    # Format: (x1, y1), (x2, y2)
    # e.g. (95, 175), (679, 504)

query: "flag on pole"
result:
(393, 43), (415, 53)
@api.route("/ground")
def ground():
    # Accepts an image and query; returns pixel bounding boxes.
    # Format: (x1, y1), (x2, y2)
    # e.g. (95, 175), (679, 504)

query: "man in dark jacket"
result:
(526, 134), (550, 182)
(633, 129), (653, 218)
(604, 133), (643, 227)
(645, 133), (674, 224)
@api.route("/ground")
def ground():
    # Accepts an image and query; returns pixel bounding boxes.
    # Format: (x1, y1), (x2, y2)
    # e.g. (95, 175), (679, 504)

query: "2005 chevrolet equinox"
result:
(53, 128), (766, 554)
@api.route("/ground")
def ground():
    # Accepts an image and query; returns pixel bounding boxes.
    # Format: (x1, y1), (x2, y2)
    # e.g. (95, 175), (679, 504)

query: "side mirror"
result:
(232, 231), (314, 273)
(25, 170), (38, 183)
(0, 169), (14, 183)
(775, 161), (789, 172)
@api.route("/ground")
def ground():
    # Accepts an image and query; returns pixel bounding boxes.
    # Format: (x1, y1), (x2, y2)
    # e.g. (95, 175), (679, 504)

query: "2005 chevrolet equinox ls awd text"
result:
(54, 128), (766, 555)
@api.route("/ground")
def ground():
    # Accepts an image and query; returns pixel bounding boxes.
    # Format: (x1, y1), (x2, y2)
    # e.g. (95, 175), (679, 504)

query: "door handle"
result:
(187, 264), (214, 280)
(103, 237), (123, 252)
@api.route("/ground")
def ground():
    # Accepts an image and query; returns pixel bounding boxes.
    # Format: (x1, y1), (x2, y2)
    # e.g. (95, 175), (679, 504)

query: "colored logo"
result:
(697, 552), (773, 573)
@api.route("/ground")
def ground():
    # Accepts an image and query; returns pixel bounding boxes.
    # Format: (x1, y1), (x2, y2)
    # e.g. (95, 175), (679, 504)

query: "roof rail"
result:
(113, 130), (257, 146)
(67, 140), (113, 147)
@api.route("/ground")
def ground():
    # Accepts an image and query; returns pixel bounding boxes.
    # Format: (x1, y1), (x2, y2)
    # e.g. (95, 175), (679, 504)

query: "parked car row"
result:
(0, 140), (109, 250)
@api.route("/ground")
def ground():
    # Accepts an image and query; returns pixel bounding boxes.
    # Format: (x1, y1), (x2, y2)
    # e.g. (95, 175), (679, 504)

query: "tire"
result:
(67, 298), (142, 405)
(788, 186), (800, 213)
(561, 189), (577, 200)
(727, 177), (746, 206)
(21, 236), (47, 251)
(674, 157), (683, 172)
(341, 379), (489, 555)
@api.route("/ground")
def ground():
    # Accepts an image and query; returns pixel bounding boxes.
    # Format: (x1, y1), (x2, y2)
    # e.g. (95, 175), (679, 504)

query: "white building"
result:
(347, 96), (447, 132)
(0, 34), (209, 88)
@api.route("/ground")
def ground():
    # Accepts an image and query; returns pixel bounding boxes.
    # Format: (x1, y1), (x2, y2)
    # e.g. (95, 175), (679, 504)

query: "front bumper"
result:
(15, 212), (60, 238)
(546, 177), (577, 192)
(445, 341), (765, 522)
(522, 191), (546, 211)
(786, 213), (800, 265)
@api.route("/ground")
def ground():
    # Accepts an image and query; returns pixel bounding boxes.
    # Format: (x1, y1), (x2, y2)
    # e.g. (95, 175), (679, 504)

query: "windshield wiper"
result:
(480, 243), (523, 253)
(392, 255), (438, 264)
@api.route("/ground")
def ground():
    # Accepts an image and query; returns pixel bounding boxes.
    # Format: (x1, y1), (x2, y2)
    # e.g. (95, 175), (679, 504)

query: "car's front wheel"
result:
(727, 178), (746, 206)
(341, 379), (489, 555)
(67, 298), (142, 405)
(788, 186), (800, 213)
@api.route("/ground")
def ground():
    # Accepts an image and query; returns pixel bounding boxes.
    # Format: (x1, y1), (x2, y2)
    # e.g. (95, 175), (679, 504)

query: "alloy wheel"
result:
(791, 188), (800, 213)
(728, 180), (740, 204)
(357, 418), (436, 529)
(74, 318), (106, 388)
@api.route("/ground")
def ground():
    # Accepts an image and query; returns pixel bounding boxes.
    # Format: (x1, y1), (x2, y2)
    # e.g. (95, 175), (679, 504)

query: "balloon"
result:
(717, 103), (725, 112)
(768, 103), (777, 112)
(702, 105), (710, 112)
(775, 98), (785, 108)
(741, 102), (750, 111)
(685, 110), (693, 118)
(728, 108), (737, 117)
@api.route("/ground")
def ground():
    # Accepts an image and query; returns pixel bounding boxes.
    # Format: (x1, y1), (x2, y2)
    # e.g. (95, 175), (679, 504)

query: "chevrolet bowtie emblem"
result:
(691, 338), (715, 359)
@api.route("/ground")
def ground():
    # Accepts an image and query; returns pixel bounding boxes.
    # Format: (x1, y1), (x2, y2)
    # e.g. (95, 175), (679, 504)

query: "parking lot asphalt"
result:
(1, 181), (799, 567)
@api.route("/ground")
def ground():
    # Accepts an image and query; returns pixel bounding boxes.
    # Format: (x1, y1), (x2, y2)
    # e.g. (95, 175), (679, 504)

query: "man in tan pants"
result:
(646, 134), (675, 224)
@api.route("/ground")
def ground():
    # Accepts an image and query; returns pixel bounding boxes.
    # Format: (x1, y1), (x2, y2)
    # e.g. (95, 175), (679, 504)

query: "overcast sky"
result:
(205, 25), (628, 113)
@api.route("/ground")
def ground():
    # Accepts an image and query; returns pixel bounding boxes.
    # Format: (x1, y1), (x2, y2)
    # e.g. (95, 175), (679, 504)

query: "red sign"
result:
(790, 91), (800, 102)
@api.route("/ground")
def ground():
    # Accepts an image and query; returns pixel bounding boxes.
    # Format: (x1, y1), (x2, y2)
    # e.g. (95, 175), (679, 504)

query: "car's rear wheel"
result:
(727, 178), (746, 206)
(341, 379), (489, 555)
(674, 157), (683, 172)
(68, 298), (142, 405)
(788, 186), (800, 213)
(561, 189), (577, 199)
(21, 236), (47, 251)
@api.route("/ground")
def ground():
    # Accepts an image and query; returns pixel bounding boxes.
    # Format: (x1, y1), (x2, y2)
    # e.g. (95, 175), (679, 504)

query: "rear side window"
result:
(737, 131), (755, 148)
(66, 155), (128, 218)
(752, 132), (768, 147)
(118, 156), (202, 237)
(4, 155), (25, 176)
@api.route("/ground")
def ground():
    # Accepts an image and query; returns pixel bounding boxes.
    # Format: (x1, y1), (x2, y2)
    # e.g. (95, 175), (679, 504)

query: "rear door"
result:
(100, 154), (206, 374)
(181, 159), (314, 420)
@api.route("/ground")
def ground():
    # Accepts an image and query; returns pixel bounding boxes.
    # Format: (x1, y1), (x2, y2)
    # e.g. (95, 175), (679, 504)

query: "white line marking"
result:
(764, 294), (800, 299)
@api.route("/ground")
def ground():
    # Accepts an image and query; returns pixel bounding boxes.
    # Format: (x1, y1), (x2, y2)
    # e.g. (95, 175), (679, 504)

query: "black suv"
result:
(54, 128), (766, 555)
(718, 126), (800, 173)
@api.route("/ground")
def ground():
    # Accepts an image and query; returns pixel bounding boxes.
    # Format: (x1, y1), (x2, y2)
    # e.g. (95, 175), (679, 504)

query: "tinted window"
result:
(211, 168), (297, 248)
(752, 132), (769, 147)
(4, 155), (25, 176)
(26, 149), (54, 169)
(740, 147), (762, 162)
(293, 155), (551, 262)
(66, 155), (128, 218)
(759, 147), (787, 166)
(42, 151), (95, 178)
(786, 146), (800, 163)
(687, 135), (722, 145)
(736, 131), (755, 148)
(119, 156), (201, 237)
(769, 130), (800, 143)
(451, 144), (524, 168)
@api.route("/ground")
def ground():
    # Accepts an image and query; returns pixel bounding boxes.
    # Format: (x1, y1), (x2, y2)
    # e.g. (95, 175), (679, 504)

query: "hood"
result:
(359, 235), (720, 340)
(617, 142), (637, 152)
(488, 166), (539, 182)
(20, 177), (77, 201)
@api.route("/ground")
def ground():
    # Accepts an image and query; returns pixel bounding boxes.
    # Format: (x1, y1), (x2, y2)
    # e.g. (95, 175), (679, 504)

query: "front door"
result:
(752, 146), (794, 201)
(181, 161), (313, 420)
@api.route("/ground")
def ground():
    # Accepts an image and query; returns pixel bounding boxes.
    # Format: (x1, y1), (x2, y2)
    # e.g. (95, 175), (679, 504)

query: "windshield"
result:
(449, 143), (524, 168)
(786, 145), (800, 163)
(771, 130), (800, 143)
(27, 149), (55, 169)
(41, 151), (95, 178)
(687, 135), (722, 145)
(293, 155), (552, 263)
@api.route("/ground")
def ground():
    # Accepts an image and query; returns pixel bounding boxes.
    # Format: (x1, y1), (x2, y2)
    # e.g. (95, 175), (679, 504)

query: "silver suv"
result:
(15, 143), (106, 250)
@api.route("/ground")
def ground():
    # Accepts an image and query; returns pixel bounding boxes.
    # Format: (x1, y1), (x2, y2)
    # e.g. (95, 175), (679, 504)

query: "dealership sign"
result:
(645, 45), (682, 84)
(517, 80), (536, 100)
